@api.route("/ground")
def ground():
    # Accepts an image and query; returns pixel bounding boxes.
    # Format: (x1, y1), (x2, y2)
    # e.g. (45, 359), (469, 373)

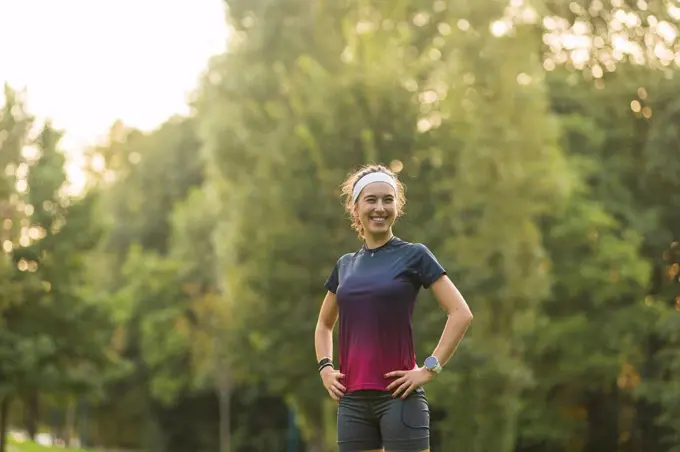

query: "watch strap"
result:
(318, 357), (333, 372)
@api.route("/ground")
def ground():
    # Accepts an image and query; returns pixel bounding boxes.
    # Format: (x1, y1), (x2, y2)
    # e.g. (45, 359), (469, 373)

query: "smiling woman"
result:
(314, 164), (474, 452)
(341, 165), (407, 241)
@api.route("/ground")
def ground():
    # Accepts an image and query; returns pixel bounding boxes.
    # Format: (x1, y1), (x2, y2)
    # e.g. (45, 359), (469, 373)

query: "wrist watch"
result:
(423, 356), (442, 374)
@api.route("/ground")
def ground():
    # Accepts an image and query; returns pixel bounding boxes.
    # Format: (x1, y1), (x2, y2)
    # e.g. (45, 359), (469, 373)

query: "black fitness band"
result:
(318, 357), (333, 372)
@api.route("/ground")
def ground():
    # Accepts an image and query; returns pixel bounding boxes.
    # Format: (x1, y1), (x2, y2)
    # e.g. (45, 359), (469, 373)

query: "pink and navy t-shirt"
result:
(324, 237), (446, 393)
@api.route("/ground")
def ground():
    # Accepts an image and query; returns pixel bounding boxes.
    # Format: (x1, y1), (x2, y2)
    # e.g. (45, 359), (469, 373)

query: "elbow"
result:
(315, 320), (333, 335)
(463, 305), (474, 321)
(453, 306), (473, 325)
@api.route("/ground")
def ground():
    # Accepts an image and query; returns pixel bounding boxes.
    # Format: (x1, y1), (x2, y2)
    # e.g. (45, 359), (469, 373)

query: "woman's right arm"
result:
(315, 291), (345, 401)
(315, 291), (339, 361)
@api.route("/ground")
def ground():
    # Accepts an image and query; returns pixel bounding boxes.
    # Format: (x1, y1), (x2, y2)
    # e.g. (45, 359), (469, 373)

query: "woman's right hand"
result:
(320, 367), (346, 402)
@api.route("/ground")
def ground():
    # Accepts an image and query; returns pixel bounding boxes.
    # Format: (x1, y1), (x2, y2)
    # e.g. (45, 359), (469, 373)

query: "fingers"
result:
(321, 370), (345, 402)
(392, 381), (412, 399)
(384, 370), (406, 379)
(386, 376), (406, 392)
(326, 374), (346, 392)
(331, 379), (346, 394)
(330, 385), (344, 399)
(385, 369), (428, 398)
(323, 375), (346, 400)
(400, 384), (416, 399)
(327, 388), (339, 402)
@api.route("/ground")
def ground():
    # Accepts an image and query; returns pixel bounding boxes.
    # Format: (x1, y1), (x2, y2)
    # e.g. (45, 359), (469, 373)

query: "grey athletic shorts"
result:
(337, 387), (430, 452)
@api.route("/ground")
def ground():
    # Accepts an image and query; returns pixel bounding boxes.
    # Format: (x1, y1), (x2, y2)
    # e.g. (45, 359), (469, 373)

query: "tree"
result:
(0, 90), (117, 450)
(196, 1), (579, 451)
(83, 116), (225, 452)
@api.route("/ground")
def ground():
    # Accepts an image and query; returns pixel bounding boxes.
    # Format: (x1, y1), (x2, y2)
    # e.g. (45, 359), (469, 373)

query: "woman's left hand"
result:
(384, 367), (433, 399)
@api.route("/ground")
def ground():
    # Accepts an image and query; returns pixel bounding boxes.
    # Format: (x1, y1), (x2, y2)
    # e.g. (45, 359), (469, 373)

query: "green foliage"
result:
(3, 1), (680, 451)
(0, 89), (121, 452)
(194, 1), (680, 451)
(196, 0), (576, 450)
(0, 99), (116, 400)
(80, 116), (225, 452)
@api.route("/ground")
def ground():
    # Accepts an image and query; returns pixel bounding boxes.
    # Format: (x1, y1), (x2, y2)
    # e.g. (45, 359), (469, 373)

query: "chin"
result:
(366, 224), (392, 236)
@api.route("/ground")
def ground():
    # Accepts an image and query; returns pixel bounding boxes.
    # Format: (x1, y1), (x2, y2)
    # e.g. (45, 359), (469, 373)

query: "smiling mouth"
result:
(370, 216), (387, 223)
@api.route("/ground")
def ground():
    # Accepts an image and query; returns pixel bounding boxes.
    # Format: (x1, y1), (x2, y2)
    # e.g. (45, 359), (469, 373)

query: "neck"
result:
(364, 231), (394, 250)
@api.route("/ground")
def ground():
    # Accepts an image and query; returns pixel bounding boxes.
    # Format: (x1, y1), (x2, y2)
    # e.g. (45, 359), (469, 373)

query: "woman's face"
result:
(354, 181), (398, 238)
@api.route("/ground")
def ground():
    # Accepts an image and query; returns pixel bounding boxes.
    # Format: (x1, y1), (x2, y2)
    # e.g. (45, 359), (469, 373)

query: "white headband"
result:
(352, 172), (397, 202)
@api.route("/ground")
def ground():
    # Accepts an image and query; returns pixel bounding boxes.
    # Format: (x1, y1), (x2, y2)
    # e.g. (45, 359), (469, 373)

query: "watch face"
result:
(424, 356), (438, 369)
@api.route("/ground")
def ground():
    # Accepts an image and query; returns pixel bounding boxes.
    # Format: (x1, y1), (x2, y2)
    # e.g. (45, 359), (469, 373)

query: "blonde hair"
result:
(340, 164), (406, 239)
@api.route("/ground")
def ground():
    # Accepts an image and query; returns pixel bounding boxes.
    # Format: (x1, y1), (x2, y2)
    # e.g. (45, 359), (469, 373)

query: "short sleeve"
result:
(414, 244), (446, 289)
(324, 260), (340, 294)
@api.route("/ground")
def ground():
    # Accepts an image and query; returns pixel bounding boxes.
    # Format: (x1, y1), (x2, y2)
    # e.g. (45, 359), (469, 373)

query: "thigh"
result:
(378, 387), (430, 452)
(337, 393), (382, 452)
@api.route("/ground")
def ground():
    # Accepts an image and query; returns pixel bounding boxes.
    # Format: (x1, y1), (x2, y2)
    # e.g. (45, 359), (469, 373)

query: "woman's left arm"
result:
(386, 274), (473, 398)
(428, 275), (474, 367)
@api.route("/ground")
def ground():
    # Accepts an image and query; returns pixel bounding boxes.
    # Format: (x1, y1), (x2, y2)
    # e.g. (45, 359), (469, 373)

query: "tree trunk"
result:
(64, 400), (76, 447)
(0, 396), (11, 452)
(25, 390), (38, 440)
(635, 335), (666, 452)
(218, 375), (232, 452)
(585, 386), (619, 452)
(77, 397), (89, 449)
(216, 344), (232, 452)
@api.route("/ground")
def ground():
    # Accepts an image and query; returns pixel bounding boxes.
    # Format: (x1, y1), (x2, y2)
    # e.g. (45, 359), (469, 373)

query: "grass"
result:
(7, 438), (92, 452)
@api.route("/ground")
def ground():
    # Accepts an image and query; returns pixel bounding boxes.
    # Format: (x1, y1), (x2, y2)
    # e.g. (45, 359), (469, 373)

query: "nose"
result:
(374, 199), (387, 212)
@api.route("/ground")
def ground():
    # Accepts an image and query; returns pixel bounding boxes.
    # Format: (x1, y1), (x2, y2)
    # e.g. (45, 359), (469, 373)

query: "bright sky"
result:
(0, 0), (230, 192)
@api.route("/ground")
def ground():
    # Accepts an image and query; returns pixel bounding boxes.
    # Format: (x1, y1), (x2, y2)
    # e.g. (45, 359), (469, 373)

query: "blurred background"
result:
(0, 0), (679, 451)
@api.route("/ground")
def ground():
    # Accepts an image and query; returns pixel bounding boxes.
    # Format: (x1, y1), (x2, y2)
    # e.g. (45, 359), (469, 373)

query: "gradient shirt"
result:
(325, 237), (446, 393)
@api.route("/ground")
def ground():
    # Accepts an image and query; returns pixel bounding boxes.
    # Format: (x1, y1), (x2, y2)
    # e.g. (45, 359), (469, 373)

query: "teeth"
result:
(372, 217), (386, 222)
